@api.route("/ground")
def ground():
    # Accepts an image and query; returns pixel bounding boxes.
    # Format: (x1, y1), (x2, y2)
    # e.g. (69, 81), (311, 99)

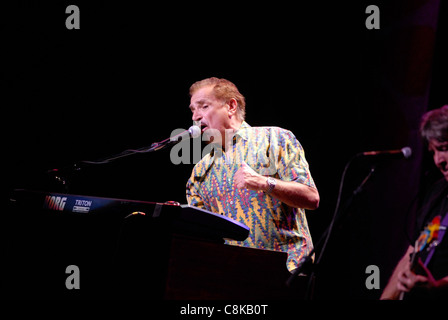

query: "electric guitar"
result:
(398, 215), (441, 300)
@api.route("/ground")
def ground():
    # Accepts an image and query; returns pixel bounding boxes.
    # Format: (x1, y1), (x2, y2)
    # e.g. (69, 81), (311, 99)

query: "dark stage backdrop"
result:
(3, 1), (447, 299)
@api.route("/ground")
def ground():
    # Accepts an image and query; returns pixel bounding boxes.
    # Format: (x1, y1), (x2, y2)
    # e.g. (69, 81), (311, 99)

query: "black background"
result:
(3, 1), (448, 299)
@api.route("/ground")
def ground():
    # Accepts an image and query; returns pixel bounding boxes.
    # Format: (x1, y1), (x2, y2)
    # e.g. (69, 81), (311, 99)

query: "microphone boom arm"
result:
(81, 126), (201, 165)
(47, 126), (200, 188)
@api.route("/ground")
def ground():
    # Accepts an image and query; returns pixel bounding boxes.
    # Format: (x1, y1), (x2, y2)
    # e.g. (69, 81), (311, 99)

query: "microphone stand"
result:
(286, 155), (376, 300)
(46, 134), (179, 190)
(80, 136), (176, 165)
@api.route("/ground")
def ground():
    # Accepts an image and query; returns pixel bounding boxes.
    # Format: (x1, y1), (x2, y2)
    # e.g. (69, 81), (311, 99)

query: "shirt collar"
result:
(208, 121), (251, 157)
(235, 121), (251, 141)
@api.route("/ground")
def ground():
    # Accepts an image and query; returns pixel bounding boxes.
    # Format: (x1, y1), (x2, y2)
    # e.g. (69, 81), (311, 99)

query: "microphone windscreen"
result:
(189, 125), (201, 138)
(402, 147), (412, 159)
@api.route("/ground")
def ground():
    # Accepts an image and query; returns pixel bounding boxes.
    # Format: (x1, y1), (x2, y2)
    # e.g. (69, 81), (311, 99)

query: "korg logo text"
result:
(43, 195), (67, 211)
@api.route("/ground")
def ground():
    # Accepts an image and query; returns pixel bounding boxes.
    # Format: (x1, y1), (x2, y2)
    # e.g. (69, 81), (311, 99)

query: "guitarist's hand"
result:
(397, 258), (436, 293)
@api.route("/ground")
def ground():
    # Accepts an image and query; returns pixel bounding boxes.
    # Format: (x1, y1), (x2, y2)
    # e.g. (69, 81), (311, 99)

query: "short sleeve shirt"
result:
(186, 121), (317, 271)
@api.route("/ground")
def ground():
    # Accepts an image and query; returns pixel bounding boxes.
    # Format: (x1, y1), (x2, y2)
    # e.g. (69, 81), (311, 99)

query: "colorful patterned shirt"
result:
(186, 121), (316, 271)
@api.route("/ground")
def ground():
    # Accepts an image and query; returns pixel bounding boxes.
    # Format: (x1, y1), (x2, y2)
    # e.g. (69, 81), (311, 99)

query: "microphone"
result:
(169, 125), (201, 142)
(361, 146), (412, 159)
(148, 125), (201, 152)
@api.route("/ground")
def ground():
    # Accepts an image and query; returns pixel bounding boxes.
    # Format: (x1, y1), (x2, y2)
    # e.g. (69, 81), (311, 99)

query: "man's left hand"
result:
(397, 258), (437, 293)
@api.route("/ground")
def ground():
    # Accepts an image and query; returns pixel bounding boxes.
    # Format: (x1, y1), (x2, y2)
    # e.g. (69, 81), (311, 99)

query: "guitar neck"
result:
(398, 240), (421, 300)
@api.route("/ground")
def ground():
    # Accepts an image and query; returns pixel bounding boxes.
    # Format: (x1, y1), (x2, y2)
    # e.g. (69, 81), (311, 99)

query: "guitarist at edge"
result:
(381, 105), (448, 300)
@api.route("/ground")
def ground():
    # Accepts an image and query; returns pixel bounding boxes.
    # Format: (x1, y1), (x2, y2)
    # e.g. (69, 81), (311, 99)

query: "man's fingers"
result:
(397, 282), (409, 292)
(397, 272), (410, 292)
(397, 269), (429, 293)
(414, 275), (429, 285)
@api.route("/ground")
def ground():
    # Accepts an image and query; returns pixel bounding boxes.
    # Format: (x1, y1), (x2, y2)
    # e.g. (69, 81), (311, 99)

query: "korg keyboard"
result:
(10, 189), (250, 242)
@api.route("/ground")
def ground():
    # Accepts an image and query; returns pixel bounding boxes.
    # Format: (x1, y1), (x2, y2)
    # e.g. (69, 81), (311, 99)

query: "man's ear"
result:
(227, 98), (238, 117)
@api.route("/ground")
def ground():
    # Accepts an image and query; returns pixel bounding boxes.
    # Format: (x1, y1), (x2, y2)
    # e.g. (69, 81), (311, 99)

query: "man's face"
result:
(189, 85), (230, 136)
(428, 139), (448, 181)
